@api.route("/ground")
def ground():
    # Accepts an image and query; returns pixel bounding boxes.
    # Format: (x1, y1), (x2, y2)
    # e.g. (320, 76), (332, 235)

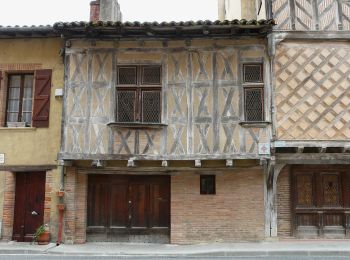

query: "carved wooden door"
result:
(12, 172), (45, 242)
(292, 166), (350, 238)
(87, 175), (170, 242)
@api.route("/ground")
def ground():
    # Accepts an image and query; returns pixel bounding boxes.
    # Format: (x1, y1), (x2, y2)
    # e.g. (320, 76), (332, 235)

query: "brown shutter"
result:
(0, 71), (2, 88)
(32, 69), (52, 128)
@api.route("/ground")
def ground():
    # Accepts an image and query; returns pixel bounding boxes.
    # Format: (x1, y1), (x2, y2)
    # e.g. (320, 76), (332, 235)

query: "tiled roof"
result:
(53, 19), (276, 28)
(0, 19), (275, 39)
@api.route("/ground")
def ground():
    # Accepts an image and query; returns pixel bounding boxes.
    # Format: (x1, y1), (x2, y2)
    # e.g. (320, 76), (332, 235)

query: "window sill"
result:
(0, 127), (36, 131)
(239, 121), (271, 128)
(107, 122), (168, 129)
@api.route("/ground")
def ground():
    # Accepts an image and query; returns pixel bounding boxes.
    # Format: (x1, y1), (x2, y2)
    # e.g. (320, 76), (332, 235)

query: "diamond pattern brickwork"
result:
(275, 43), (350, 140)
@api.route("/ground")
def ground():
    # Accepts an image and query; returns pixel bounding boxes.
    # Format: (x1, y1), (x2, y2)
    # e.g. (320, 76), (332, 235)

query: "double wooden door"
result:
(87, 175), (170, 242)
(292, 166), (350, 238)
(13, 172), (46, 242)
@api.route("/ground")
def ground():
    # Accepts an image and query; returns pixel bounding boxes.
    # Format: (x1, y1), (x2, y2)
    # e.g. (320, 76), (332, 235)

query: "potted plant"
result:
(33, 224), (50, 245)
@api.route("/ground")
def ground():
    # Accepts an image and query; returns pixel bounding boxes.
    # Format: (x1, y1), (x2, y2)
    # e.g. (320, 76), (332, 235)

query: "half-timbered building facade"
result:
(55, 20), (275, 244)
(266, 0), (350, 239)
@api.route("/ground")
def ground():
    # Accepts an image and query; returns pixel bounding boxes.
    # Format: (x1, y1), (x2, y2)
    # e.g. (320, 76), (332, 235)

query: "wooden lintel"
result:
(273, 140), (350, 148)
(0, 165), (57, 172)
(76, 166), (264, 174)
(276, 153), (350, 164)
(57, 160), (73, 167)
(58, 153), (264, 161)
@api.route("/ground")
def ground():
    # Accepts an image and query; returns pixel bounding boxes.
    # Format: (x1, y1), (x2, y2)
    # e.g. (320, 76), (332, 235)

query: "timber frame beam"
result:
(264, 159), (286, 237)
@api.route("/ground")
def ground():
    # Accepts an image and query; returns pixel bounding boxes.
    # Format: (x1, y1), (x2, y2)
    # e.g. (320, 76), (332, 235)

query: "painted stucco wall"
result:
(0, 38), (64, 166)
(0, 38), (64, 241)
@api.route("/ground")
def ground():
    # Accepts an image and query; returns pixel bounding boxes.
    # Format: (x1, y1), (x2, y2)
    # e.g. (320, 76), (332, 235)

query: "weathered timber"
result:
(62, 41), (272, 160)
(275, 153), (350, 164)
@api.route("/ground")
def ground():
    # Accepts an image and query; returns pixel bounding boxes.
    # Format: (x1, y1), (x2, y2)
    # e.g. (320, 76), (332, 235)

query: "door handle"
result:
(31, 211), (39, 216)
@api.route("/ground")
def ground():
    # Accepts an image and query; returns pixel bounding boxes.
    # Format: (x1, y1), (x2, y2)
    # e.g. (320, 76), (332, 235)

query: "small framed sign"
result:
(0, 154), (4, 164)
(258, 143), (270, 155)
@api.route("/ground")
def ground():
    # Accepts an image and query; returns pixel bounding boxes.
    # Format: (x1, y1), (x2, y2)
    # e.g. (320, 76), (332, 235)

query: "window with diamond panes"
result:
(117, 65), (161, 123)
(141, 66), (161, 85)
(243, 64), (263, 83)
(142, 91), (161, 123)
(117, 90), (136, 122)
(243, 64), (264, 122)
(244, 88), (264, 121)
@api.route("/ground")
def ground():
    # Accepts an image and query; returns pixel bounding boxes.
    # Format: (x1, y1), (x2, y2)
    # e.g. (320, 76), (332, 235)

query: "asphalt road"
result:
(0, 256), (349, 260)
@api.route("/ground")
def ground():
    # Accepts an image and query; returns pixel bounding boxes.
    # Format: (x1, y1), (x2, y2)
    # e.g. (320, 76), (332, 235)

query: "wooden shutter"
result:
(32, 69), (52, 128)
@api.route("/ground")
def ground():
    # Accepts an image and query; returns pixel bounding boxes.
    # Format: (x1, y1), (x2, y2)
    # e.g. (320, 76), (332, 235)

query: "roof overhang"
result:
(0, 19), (275, 39)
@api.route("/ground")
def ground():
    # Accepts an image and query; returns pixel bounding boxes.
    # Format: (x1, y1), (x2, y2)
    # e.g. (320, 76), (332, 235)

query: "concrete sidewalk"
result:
(1, 240), (350, 256)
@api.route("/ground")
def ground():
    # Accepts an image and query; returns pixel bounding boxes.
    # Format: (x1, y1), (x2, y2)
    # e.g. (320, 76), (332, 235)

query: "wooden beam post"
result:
(264, 159), (286, 237)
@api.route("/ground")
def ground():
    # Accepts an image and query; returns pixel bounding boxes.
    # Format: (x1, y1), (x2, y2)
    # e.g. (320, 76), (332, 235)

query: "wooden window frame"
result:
(200, 175), (216, 195)
(116, 65), (162, 123)
(242, 63), (265, 122)
(5, 73), (34, 126)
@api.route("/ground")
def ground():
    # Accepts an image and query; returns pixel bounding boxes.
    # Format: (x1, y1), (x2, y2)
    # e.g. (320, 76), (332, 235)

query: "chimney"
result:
(90, 1), (100, 22)
(218, 0), (261, 20)
(100, 0), (122, 22)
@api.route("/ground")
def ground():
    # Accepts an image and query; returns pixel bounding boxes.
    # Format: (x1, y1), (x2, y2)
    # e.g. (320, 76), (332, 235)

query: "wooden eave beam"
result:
(276, 153), (350, 164)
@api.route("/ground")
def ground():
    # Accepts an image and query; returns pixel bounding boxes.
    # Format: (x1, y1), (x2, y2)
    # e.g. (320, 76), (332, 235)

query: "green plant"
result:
(33, 224), (48, 242)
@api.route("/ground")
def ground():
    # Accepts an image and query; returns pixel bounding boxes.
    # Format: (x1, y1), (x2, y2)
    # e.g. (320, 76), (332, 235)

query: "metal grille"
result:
(322, 174), (340, 206)
(117, 91), (136, 122)
(243, 64), (263, 83)
(118, 67), (137, 85)
(142, 66), (161, 85)
(296, 175), (314, 206)
(244, 88), (264, 122)
(142, 91), (161, 123)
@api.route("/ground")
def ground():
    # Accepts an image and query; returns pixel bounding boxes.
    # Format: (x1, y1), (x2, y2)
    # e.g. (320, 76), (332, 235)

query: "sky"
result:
(0, 0), (218, 26)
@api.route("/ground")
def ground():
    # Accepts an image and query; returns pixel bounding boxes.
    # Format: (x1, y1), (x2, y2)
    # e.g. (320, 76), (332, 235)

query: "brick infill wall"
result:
(171, 170), (265, 244)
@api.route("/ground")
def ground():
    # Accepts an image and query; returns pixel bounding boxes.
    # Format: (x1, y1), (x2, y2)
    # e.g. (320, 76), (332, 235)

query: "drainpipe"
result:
(56, 35), (69, 245)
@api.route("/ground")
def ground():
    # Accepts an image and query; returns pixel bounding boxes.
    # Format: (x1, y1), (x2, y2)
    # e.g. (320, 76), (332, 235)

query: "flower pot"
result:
(37, 231), (50, 245)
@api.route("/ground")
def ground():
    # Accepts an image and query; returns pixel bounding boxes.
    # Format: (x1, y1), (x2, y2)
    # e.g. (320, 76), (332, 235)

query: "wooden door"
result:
(87, 175), (170, 242)
(13, 172), (45, 242)
(292, 166), (350, 238)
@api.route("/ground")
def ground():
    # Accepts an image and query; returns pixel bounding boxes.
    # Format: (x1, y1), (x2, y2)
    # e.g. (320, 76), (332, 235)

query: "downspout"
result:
(56, 35), (69, 245)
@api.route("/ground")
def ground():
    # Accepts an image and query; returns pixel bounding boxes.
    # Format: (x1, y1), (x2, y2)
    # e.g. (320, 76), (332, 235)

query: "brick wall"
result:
(64, 167), (76, 244)
(277, 165), (292, 237)
(171, 170), (265, 244)
(64, 167), (87, 244)
(75, 173), (87, 244)
(1, 172), (15, 240)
